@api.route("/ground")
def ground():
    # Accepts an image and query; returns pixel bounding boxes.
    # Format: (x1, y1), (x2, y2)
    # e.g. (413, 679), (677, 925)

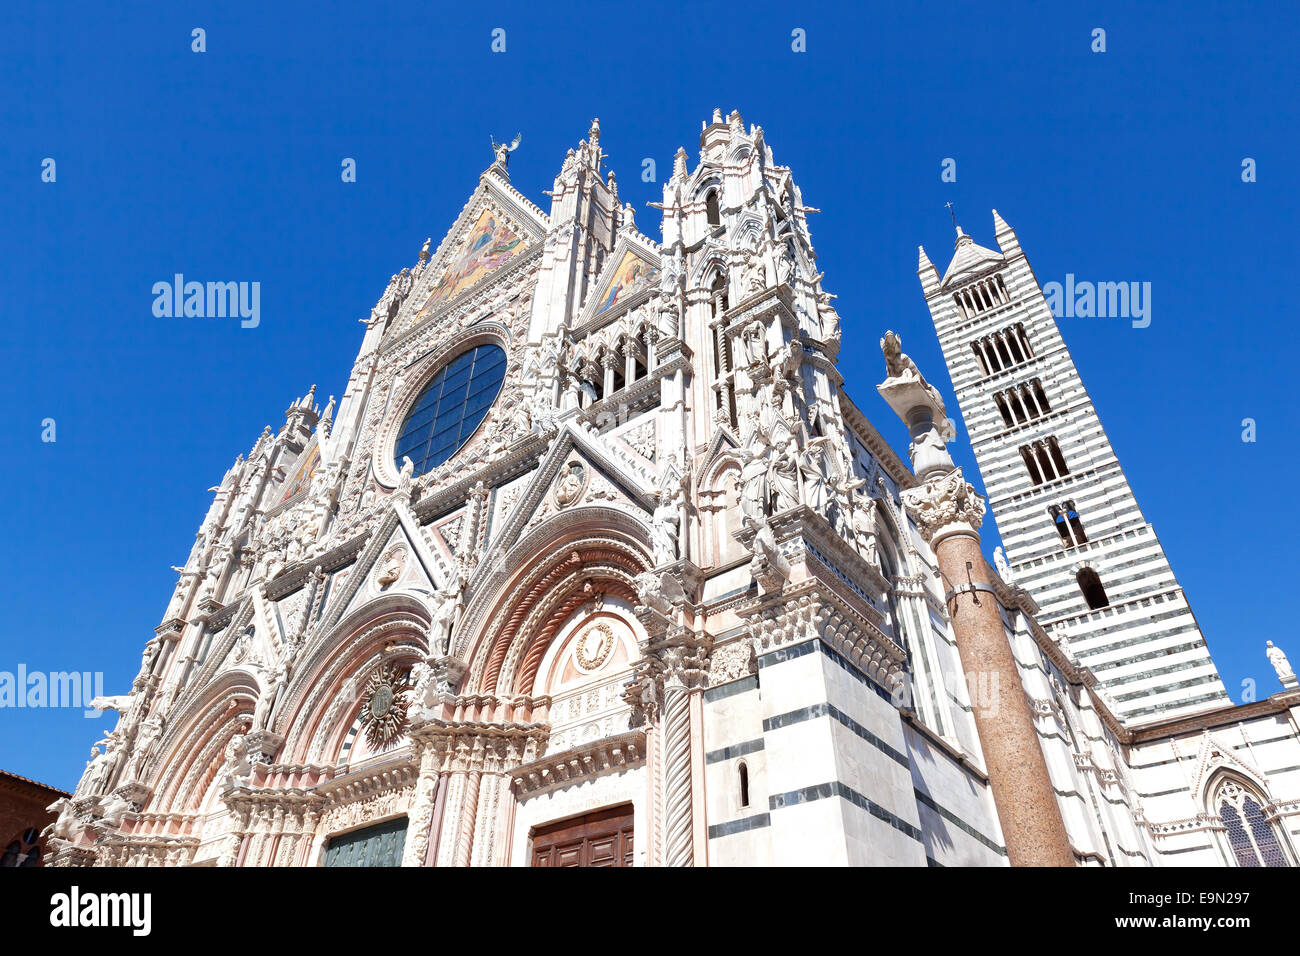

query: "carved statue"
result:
(219, 734), (252, 791)
(775, 240), (796, 286)
(850, 495), (879, 566)
(43, 797), (78, 841)
(736, 319), (768, 370)
(799, 437), (835, 513)
(749, 517), (791, 585)
(98, 792), (132, 829)
(408, 659), (439, 714)
(1267, 641), (1295, 683)
(395, 456), (416, 503)
(489, 133), (522, 168)
(555, 462), (585, 508)
(508, 396), (533, 438)
(82, 737), (121, 796)
(769, 435), (801, 512)
(635, 570), (686, 616)
(252, 653), (290, 733)
(429, 576), (466, 656)
(528, 398), (559, 437)
(739, 437), (771, 526)
(880, 331), (927, 384)
(650, 488), (681, 566)
(994, 546), (1014, 584)
(89, 694), (133, 716)
(376, 548), (404, 589)
(819, 303), (841, 343)
(130, 711), (166, 776)
(743, 253), (767, 298)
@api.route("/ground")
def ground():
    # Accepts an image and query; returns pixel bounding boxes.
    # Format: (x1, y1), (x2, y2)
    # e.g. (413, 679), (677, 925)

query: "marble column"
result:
(900, 468), (1074, 867)
(660, 684), (694, 867)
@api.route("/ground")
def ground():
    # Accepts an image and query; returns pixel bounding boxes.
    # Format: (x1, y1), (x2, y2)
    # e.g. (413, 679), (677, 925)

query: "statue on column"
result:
(880, 331), (946, 417)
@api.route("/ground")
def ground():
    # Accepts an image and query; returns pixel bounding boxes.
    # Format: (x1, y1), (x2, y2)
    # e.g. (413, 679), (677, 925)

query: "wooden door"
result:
(530, 804), (634, 867)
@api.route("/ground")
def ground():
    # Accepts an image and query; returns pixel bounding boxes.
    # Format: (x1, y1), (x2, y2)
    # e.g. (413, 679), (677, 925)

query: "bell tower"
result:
(918, 212), (1228, 722)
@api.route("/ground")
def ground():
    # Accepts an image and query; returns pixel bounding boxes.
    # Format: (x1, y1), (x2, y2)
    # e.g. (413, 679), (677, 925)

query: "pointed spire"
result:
(672, 146), (688, 181)
(918, 245), (940, 295)
(991, 208), (1020, 255)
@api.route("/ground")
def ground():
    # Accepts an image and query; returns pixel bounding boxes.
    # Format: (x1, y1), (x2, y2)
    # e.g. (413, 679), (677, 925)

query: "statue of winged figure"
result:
(491, 132), (523, 167)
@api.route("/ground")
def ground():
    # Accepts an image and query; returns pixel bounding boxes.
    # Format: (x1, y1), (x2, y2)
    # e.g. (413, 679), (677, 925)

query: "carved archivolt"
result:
(469, 536), (647, 696)
(455, 505), (652, 670)
(277, 607), (429, 765)
(147, 676), (258, 814)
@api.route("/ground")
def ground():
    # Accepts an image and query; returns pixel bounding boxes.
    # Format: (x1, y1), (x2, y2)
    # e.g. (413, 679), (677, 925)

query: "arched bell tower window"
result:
(1076, 567), (1109, 609)
(738, 761), (750, 808)
(1214, 777), (1291, 867)
(705, 190), (721, 227)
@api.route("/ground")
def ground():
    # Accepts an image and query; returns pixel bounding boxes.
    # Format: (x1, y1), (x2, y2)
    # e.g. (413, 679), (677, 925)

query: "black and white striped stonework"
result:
(919, 217), (1228, 723)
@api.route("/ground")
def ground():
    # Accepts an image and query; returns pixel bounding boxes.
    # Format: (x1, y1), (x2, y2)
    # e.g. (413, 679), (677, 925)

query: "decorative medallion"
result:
(574, 622), (616, 672)
(554, 461), (587, 509)
(359, 665), (410, 748)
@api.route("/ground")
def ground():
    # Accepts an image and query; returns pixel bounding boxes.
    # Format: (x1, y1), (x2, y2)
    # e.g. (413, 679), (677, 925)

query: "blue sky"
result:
(1, 2), (1295, 791)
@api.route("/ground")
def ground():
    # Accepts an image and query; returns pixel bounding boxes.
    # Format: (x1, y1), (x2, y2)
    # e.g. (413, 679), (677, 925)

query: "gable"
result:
(320, 504), (458, 633)
(472, 425), (657, 586)
(579, 239), (661, 326)
(277, 439), (320, 505)
(416, 208), (529, 318)
(403, 178), (548, 334)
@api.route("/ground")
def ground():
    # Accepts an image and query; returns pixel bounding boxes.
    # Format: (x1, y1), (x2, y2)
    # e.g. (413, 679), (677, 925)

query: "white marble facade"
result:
(46, 112), (1300, 867)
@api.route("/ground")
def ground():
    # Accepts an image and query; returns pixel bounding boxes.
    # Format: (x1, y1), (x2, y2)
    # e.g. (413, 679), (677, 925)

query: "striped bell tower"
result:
(917, 212), (1228, 723)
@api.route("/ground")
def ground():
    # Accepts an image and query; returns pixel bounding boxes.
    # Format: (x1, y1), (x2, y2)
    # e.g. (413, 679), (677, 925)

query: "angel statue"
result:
(491, 132), (522, 168)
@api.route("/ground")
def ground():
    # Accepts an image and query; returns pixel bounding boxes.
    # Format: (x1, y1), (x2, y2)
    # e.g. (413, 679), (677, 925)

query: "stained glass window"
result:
(394, 344), (506, 478)
(1216, 778), (1291, 867)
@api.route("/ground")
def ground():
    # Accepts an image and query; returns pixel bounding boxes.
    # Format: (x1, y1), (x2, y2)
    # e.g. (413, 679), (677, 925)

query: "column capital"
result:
(899, 467), (985, 547)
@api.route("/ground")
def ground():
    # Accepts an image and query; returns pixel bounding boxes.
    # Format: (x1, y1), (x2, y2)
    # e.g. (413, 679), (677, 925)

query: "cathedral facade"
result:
(47, 112), (1300, 867)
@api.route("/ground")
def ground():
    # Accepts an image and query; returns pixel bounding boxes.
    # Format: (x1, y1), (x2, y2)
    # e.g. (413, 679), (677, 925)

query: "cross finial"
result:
(945, 201), (957, 229)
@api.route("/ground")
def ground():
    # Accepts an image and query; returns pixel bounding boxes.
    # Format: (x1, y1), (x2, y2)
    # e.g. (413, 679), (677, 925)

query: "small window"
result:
(709, 272), (728, 319)
(739, 762), (750, 808)
(1019, 436), (1069, 485)
(1076, 567), (1109, 609)
(1050, 501), (1087, 548)
(0, 828), (42, 867)
(706, 190), (721, 226)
